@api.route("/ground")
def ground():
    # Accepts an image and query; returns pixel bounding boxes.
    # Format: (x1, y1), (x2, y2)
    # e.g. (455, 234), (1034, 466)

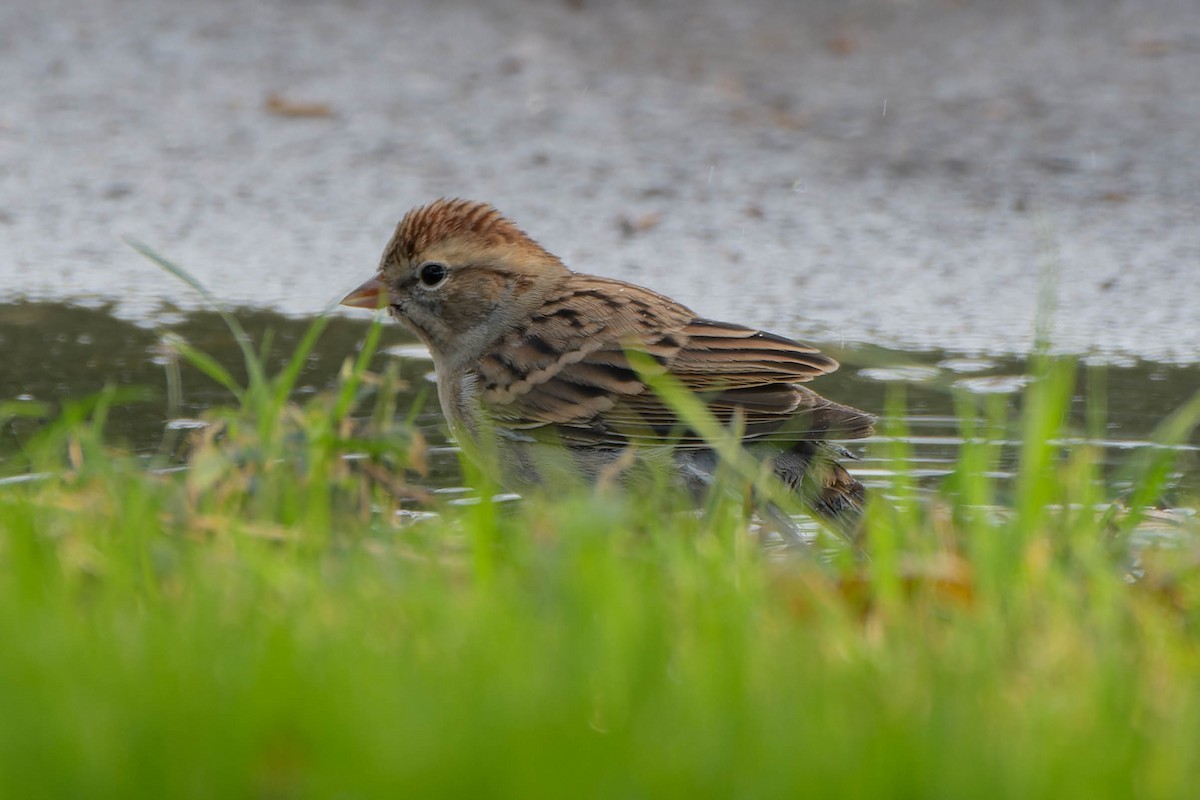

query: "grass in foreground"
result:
(1, 296), (1199, 797)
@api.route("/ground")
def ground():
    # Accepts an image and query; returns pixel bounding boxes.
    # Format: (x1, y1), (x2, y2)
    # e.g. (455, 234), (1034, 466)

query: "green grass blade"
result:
(271, 315), (332, 408)
(123, 238), (268, 393)
(161, 334), (245, 402)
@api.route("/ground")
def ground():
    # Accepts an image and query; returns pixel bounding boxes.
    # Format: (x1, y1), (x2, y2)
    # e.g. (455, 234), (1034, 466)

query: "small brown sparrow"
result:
(342, 199), (875, 535)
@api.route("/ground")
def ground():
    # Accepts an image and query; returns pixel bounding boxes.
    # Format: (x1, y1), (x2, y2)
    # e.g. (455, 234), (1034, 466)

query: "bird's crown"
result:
(391, 198), (543, 263)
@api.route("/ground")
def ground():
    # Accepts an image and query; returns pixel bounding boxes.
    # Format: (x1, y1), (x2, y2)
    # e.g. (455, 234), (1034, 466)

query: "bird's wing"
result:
(474, 275), (875, 447)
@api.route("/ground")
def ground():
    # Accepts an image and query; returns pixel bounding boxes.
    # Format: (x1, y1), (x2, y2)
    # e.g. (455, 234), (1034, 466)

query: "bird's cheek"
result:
(438, 290), (501, 335)
(396, 298), (446, 342)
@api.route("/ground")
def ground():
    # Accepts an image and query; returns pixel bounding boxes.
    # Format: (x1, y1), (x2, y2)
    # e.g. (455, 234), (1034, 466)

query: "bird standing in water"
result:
(342, 199), (875, 537)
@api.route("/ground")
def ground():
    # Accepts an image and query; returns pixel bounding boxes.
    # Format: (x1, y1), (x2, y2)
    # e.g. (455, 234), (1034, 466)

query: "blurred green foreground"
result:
(1, 304), (1199, 799)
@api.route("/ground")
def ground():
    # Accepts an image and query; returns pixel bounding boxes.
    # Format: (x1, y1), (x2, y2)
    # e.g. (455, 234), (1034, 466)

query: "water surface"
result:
(2, 302), (1197, 503)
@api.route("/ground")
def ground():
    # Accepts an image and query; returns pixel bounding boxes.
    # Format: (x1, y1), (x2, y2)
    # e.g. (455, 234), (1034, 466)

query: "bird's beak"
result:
(341, 275), (388, 309)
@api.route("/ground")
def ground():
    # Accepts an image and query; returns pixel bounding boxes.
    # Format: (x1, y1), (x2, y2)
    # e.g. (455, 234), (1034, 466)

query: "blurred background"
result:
(1, 0), (1197, 359)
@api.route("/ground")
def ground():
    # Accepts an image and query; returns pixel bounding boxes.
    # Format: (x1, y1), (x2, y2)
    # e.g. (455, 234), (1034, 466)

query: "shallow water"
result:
(1, 302), (1197, 504)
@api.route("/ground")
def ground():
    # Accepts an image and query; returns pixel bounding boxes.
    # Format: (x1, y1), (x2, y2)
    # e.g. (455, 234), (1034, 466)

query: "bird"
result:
(341, 198), (875, 539)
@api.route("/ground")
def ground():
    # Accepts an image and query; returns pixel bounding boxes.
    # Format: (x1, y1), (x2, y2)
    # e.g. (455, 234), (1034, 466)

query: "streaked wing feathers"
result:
(476, 274), (873, 447)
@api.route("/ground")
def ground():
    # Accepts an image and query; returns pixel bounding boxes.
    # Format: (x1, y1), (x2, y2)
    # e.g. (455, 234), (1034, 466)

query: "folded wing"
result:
(475, 275), (875, 447)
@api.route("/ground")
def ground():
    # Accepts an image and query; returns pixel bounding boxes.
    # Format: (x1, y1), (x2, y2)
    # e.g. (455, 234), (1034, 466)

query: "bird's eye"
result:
(417, 262), (448, 288)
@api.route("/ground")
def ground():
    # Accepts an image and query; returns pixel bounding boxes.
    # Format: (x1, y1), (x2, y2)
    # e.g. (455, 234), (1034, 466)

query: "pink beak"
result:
(341, 275), (388, 309)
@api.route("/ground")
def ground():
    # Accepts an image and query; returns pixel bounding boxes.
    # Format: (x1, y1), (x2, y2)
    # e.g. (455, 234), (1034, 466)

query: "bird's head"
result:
(342, 198), (568, 366)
